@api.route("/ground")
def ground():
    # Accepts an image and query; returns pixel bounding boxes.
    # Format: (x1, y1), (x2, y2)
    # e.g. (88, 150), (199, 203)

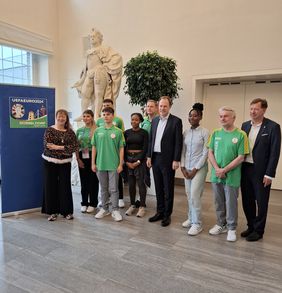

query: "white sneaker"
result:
(125, 205), (136, 216)
(136, 207), (146, 218)
(81, 206), (87, 213)
(95, 208), (110, 219)
(227, 230), (237, 242)
(188, 224), (203, 236)
(118, 199), (125, 208)
(209, 224), (227, 235)
(182, 219), (192, 228)
(86, 206), (95, 213)
(112, 210), (122, 222)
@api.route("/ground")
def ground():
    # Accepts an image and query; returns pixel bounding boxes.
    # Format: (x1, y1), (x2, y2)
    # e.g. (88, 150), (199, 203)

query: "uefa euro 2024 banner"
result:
(9, 96), (48, 128)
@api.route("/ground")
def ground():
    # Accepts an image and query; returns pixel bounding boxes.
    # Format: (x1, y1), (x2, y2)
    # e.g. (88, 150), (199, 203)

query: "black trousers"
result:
(118, 173), (123, 199)
(152, 154), (175, 218)
(42, 160), (73, 216)
(78, 152), (99, 207)
(241, 163), (271, 235)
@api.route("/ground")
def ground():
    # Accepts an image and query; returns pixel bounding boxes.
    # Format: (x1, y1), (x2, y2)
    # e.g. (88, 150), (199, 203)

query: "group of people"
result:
(41, 96), (281, 243)
(41, 99), (157, 222)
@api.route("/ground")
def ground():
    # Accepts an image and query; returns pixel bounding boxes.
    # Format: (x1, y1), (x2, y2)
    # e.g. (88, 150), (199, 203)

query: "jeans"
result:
(184, 165), (208, 225)
(128, 163), (147, 207)
(212, 183), (239, 230)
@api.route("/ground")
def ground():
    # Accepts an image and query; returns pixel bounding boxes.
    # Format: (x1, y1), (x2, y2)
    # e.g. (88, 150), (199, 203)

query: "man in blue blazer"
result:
(241, 98), (281, 241)
(147, 96), (183, 226)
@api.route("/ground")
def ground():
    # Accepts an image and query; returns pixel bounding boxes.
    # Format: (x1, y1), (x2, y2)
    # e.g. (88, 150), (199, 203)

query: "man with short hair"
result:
(92, 107), (124, 222)
(141, 99), (158, 133)
(140, 99), (159, 195)
(96, 99), (124, 130)
(241, 98), (281, 241)
(147, 96), (183, 227)
(208, 107), (249, 242)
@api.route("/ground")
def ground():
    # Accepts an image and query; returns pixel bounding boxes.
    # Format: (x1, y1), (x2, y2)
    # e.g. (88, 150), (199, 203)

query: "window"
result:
(0, 45), (33, 85)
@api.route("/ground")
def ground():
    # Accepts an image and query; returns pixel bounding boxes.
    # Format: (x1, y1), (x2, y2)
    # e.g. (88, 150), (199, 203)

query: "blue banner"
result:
(0, 84), (55, 214)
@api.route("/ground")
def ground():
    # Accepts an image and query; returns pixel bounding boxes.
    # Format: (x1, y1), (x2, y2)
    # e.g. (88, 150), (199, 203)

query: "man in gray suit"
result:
(241, 98), (281, 241)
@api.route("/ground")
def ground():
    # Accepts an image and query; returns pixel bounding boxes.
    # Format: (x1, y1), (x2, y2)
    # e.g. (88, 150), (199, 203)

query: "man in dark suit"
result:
(241, 98), (281, 241)
(147, 96), (183, 227)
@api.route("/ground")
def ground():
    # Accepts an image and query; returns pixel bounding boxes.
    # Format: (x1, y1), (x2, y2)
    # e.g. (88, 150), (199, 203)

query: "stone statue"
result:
(72, 28), (123, 120)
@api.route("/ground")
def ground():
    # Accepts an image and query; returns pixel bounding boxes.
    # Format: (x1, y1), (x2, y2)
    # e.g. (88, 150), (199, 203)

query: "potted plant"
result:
(123, 51), (181, 107)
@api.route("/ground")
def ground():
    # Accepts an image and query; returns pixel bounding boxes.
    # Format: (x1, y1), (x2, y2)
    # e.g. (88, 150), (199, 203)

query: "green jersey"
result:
(92, 125), (124, 171)
(96, 116), (125, 131)
(76, 127), (93, 150)
(208, 127), (249, 187)
(141, 117), (152, 133)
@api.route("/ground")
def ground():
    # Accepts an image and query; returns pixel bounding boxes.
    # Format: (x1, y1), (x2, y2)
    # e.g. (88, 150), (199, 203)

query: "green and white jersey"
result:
(208, 127), (249, 187)
(92, 125), (125, 171)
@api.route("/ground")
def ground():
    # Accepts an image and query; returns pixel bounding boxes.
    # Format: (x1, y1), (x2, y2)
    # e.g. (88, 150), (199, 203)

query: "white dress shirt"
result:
(245, 122), (262, 164)
(153, 114), (169, 152)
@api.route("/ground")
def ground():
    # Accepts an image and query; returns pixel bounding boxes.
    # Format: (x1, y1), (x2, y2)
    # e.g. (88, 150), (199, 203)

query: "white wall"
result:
(2, 0), (281, 125)
(1, 0), (282, 176)
(57, 0), (282, 128)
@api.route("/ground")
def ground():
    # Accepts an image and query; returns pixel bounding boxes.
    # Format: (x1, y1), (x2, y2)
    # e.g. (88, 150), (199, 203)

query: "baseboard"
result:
(1, 207), (41, 218)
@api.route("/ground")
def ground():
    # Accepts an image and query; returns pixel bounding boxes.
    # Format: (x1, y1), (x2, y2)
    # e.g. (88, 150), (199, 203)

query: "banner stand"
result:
(0, 84), (55, 216)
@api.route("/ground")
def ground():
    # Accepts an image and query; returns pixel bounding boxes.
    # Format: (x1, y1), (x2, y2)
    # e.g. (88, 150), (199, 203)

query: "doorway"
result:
(202, 80), (282, 190)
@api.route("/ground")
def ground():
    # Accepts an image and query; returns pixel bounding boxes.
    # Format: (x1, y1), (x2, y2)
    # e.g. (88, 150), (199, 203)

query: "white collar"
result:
(159, 113), (170, 121)
(251, 121), (262, 127)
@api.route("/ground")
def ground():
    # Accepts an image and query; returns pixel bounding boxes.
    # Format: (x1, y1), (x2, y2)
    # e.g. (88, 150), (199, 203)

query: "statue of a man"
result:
(72, 28), (123, 120)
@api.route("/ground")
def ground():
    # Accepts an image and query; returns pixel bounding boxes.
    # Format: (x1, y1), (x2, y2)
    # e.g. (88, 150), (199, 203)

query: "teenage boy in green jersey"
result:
(96, 98), (125, 207)
(92, 107), (124, 221)
(208, 106), (249, 242)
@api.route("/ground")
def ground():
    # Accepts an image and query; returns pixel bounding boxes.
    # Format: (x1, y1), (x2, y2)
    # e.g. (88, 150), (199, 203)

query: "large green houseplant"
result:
(123, 51), (181, 107)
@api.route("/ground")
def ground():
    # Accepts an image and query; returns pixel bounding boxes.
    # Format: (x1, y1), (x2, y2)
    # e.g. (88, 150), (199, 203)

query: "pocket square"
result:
(261, 133), (268, 136)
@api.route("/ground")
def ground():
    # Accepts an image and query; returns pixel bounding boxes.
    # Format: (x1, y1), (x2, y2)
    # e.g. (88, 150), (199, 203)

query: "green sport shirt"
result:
(76, 127), (93, 150)
(208, 127), (249, 188)
(96, 116), (125, 131)
(92, 125), (125, 171)
(140, 117), (152, 133)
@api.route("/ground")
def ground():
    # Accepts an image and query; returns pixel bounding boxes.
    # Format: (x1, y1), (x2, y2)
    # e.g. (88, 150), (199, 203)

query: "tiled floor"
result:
(0, 183), (281, 292)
